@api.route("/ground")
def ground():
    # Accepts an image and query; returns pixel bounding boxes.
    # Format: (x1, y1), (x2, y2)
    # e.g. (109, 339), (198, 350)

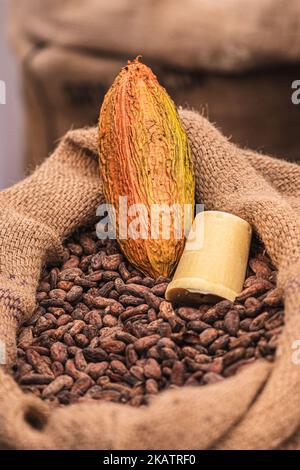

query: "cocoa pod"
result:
(98, 58), (195, 277)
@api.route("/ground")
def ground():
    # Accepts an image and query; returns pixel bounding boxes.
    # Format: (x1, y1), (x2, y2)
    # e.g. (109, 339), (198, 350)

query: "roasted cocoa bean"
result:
(83, 347), (108, 362)
(100, 339), (126, 354)
(50, 342), (68, 363)
(224, 310), (240, 336)
(144, 358), (161, 380)
(249, 258), (272, 279)
(42, 375), (74, 398)
(86, 362), (109, 380)
(71, 375), (94, 396)
(199, 328), (219, 347)
(134, 335), (160, 352)
(177, 307), (201, 322)
(170, 361), (185, 386)
(20, 373), (53, 385)
(15, 227), (282, 408)
(237, 279), (274, 301)
(119, 295), (144, 306)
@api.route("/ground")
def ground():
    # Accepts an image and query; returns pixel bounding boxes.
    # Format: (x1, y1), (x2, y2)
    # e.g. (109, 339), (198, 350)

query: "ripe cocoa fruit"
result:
(98, 57), (195, 278)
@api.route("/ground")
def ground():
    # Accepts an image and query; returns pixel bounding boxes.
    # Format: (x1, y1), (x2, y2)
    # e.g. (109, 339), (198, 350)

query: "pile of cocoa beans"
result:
(13, 227), (283, 407)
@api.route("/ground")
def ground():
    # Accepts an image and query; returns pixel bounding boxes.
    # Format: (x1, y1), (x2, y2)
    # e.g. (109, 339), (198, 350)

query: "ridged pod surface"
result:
(98, 58), (195, 278)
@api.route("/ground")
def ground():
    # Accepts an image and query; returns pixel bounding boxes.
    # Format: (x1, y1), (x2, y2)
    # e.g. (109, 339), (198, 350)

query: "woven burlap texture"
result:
(9, 0), (300, 71)
(0, 109), (299, 449)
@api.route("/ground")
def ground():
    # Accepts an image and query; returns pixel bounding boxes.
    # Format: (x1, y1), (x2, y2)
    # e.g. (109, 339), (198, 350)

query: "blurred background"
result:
(1, 0), (300, 190)
(0, 0), (24, 189)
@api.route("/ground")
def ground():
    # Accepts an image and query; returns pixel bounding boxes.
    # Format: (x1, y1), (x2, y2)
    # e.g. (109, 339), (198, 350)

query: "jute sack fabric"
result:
(8, 0), (300, 172)
(0, 109), (300, 449)
(9, 0), (300, 72)
(8, 0), (300, 170)
(13, 47), (300, 170)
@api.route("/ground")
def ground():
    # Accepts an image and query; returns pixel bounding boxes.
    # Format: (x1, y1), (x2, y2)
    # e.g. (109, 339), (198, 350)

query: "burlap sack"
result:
(8, 0), (300, 172)
(0, 109), (299, 450)
(9, 0), (300, 71)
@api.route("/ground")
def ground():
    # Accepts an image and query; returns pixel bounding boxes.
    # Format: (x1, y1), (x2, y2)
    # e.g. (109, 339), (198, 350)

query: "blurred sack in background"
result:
(8, 0), (300, 170)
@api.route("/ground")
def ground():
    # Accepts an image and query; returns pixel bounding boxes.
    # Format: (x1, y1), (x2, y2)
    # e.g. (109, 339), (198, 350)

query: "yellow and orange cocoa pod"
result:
(98, 58), (195, 278)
